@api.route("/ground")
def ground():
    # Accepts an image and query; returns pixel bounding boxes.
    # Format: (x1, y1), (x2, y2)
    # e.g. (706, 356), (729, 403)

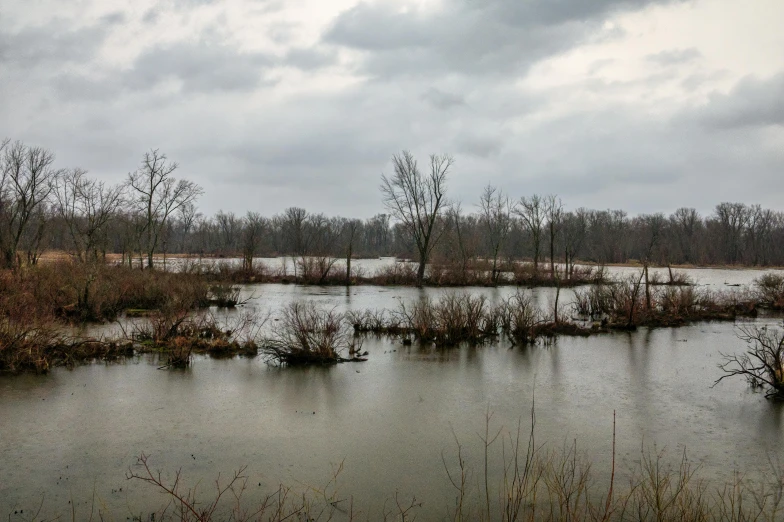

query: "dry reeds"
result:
(262, 302), (359, 365)
(755, 273), (784, 310)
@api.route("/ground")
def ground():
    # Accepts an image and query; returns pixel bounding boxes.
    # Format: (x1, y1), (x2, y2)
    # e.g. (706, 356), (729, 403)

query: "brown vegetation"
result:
(261, 302), (363, 365)
(118, 411), (784, 521)
(125, 310), (261, 368)
(348, 291), (597, 348)
(572, 276), (760, 329)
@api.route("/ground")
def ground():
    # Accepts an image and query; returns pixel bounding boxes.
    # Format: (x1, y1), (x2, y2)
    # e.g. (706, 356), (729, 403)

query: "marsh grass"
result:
(348, 291), (596, 348)
(572, 278), (760, 329)
(262, 302), (361, 365)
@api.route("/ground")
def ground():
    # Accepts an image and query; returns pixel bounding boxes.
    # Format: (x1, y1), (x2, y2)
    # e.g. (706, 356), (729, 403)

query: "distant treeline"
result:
(2, 139), (782, 271)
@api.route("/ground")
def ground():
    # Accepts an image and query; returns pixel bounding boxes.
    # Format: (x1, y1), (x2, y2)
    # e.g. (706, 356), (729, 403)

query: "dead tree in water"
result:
(715, 323), (784, 400)
(381, 150), (452, 287)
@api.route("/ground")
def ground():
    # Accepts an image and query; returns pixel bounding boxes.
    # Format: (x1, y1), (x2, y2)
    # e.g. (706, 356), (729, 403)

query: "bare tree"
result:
(714, 202), (750, 265)
(639, 213), (666, 310)
(280, 207), (310, 257)
(381, 150), (453, 286)
(562, 209), (587, 279)
(54, 168), (124, 262)
(670, 207), (701, 264)
(0, 140), (59, 268)
(515, 194), (546, 273)
(365, 213), (391, 255)
(479, 184), (513, 284)
(715, 323), (784, 400)
(126, 149), (203, 269)
(241, 211), (268, 270)
(215, 210), (241, 254)
(545, 194), (563, 279)
(176, 201), (200, 254)
(341, 218), (362, 285)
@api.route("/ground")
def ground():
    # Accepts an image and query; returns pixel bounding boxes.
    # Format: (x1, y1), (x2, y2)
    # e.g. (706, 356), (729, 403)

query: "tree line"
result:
(2, 140), (783, 276)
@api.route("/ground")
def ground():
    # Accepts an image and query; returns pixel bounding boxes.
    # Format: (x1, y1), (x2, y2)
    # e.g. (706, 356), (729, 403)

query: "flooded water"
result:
(154, 255), (783, 289)
(2, 279), (784, 520)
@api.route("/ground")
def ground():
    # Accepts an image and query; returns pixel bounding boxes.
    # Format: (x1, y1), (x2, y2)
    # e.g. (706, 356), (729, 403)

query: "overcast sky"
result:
(1, 0), (782, 218)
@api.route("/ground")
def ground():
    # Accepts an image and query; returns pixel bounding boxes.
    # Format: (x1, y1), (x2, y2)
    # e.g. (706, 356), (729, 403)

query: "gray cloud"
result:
(645, 47), (702, 66)
(325, 0), (683, 79)
(284, 47), (338, 70)
(127, 42), (275, 93)
(0, 20), (108, 66)
(697, 73), (784, 128)
(454, 133), (503, 159)
(421, 88), (465, 110)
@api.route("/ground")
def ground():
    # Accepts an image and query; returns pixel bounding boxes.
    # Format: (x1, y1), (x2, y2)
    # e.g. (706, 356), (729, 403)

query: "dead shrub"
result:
(262, 302), (356, 365)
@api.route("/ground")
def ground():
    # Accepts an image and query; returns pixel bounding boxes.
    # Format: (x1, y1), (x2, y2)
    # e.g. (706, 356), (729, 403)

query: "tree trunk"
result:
(345, 245), (352, 286)
(550, 224), (555, 279)
(417, 257), (427, 287)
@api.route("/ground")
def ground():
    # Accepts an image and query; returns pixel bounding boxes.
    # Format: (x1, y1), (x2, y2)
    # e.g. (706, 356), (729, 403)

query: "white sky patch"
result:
(524, 0), (784, 116)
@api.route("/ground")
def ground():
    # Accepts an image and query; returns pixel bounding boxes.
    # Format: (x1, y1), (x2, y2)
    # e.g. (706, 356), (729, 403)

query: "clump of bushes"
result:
(345, 308), (408, 335)
(572, 276), (760, 329)
(391, 293), (501, 346)
(349, 291), (593, 348)
(262, 302), (359, 365)
(370, 262), (419, 285)
(754, 272), (784, 309)
(128, 309), (262, 368)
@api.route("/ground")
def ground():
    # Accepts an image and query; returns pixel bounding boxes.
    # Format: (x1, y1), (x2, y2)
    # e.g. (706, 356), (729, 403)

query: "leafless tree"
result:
(280, 207), (310, 257)
(341, 218), (361, 285)
(561, 209), (587, 279)
(126, 149), (203, 269)
(54, 168), (124, 262)
(545, 194), (563, 278)
(714, 202), (750, 265)
(300, 214), (343, 283)
(365, 213), (391, 255)
(241, 211), (268, 270)
(215, 210), (241, 254)
(670, 207), (701, 264)
(479, 184), (513, 284)
(639, 213), (666, 310)
(0, 140), (59, 268)
(715, 323), (784, 400)
(176, 201), (200, 254)
(381, 150), (453, 286)
(515, 194), (546, 273)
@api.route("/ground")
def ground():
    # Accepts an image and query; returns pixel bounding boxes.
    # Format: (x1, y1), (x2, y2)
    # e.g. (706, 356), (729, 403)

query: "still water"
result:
(1, 281), (783, 519)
